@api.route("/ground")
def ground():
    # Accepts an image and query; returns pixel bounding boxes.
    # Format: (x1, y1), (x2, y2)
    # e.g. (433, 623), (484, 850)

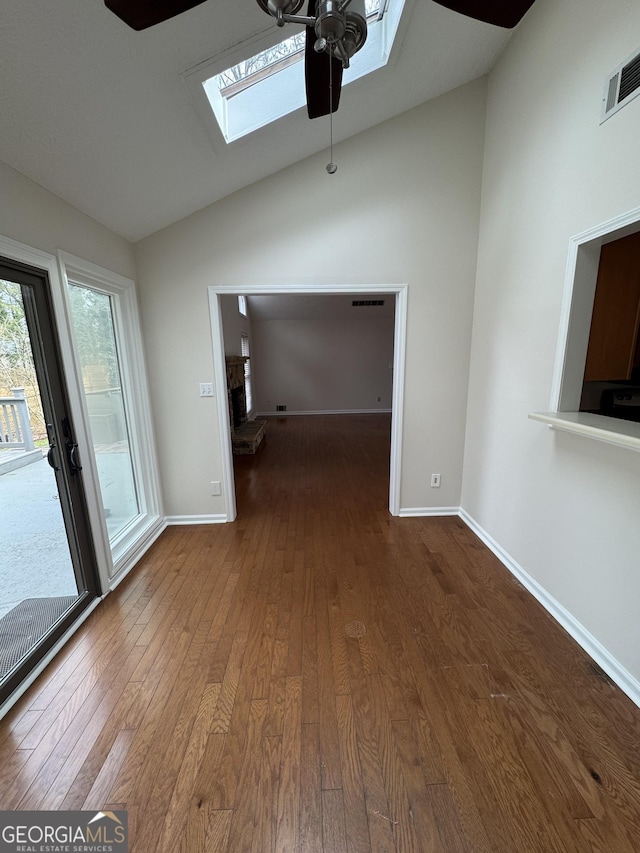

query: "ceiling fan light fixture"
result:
(188, 0), (403, 139)
(315, 0), (347, 43)
(256, 0), (369, 119)
(337, 4), (367, 64)
(256, 0), (306, 17)
(256, 0), (367, 67)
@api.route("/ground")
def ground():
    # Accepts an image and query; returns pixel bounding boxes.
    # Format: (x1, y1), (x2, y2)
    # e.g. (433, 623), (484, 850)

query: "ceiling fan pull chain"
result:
(327, 56), (337, 174)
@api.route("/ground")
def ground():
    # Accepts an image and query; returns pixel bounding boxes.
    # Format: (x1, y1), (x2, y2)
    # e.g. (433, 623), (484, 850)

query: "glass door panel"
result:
(0, 266), (99, 707)
(67, 285), (139, 541)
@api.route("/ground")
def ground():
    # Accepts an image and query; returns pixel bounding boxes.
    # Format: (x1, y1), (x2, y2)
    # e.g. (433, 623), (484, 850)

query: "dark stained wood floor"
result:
(1, 413), (640, 851)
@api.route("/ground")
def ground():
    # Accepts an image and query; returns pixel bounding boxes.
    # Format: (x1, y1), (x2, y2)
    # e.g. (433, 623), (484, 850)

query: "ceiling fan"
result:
(432, 1), (536, 30)
(104, 0), (537, 119)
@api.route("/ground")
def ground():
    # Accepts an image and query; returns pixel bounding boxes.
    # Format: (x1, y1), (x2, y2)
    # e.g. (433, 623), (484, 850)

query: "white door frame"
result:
(208, 283), (408, 521)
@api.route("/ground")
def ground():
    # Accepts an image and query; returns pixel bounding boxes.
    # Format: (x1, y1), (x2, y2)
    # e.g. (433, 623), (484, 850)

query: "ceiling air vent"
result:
(601, 47), (640, 123)
(352, 299), (385, 306)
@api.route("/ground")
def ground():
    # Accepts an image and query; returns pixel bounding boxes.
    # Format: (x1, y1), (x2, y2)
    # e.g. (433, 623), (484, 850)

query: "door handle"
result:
(67, 441), (82, 474)
(62, 418), (82, 476)
(62, 416), (82, 475)
(46, 422), (60, 471)
(46, 441), (60, 471)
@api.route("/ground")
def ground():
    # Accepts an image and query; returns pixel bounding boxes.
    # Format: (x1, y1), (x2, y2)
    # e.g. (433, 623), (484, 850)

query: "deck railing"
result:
(0, 388), (35, 451)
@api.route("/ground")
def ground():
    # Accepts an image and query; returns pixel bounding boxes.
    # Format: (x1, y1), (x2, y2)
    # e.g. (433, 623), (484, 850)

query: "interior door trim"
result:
(208, 282), (408, 520)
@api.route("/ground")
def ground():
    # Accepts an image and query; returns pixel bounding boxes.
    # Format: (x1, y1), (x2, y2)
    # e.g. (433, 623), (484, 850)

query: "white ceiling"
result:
(0, 1), (513, 243)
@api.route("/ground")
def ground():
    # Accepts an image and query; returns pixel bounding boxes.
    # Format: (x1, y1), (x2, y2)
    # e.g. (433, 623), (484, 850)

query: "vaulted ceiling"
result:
(0, 1), (514, 242)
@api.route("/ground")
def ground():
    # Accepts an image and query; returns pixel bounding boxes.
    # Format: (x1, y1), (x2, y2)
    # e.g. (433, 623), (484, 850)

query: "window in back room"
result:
(241, 333), (253, 416)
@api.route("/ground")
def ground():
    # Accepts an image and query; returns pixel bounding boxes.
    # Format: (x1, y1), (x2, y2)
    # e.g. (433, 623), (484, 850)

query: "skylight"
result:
(216, 0), (381, 98)
(184, 0), (406, 144)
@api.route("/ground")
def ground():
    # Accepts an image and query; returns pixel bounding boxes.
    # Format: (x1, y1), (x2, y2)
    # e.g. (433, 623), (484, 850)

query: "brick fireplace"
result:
(225, 356), (265, 454)
(225, 356), (247, 435)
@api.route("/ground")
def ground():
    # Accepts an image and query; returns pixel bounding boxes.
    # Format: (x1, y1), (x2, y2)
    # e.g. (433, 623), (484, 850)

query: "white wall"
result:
(250, 311), (394, 414)
(0, 161), (135, 279)
(135, 78), (487, 517)
(462, 0), (640, 688)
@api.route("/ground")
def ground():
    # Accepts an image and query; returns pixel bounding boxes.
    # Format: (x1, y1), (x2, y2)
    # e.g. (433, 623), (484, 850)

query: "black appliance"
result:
(600, 387), (640, 422)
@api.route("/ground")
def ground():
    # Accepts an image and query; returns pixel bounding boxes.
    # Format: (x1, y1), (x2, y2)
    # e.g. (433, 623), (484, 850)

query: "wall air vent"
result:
(352, 299), (385, 306)
(601, 47), (640, 123)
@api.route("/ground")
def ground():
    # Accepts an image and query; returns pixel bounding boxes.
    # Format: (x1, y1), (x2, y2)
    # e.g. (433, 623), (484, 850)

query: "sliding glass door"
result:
(0, 261), (100, 706)
(0, 241), (162, 714)
(67, 285), (139, 541)
(60, 253), (163, 579)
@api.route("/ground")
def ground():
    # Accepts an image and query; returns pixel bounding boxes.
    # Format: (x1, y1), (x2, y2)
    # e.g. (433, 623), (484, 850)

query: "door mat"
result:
(0, 596), (77, 679)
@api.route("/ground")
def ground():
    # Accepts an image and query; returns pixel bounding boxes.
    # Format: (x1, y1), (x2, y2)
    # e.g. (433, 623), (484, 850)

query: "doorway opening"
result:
(208, 284), (407, 521)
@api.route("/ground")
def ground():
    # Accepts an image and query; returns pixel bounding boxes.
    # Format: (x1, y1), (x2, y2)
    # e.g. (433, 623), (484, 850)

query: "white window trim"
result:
(57, 252), (165, 587)
(241, 333), (253, 417)
(529, 204), (640, 453)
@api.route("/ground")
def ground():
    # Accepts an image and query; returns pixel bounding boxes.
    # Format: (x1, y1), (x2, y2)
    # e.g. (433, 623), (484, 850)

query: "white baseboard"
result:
(256, 409), (392, 416)
(165, 514), (228, 525)
(398, 506), (460, 517)
(459, 508), (640, 709)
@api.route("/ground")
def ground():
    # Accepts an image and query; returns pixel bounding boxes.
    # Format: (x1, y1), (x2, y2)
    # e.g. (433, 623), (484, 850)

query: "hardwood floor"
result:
(1, 413), (640, 851)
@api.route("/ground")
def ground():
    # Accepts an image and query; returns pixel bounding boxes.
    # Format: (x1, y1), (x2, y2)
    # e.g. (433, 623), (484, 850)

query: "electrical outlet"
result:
(430, 473), (441, 488)
(210, 481), (221, 496)
(200, 382), (214, 397)
(276, 404), (286, 411)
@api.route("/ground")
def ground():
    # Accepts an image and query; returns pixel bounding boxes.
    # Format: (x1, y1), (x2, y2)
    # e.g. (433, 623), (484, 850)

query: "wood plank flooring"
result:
(1, 413), (640, 851)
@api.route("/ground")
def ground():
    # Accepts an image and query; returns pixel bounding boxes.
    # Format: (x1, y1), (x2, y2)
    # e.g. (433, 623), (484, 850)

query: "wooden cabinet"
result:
(583, 230), (640, 382)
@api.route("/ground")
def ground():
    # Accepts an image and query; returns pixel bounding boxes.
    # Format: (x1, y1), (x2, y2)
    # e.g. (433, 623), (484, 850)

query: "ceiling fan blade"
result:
(432, 0), (536, 29)
(305, 0), (344, 119)
(104, 0), (207, 31)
